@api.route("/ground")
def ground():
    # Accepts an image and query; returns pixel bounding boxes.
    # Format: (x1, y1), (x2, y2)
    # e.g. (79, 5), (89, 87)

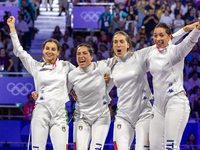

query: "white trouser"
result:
(113, 116), (150, 150)
(149, 94), (190, 150)
(44, 0), (52, 9)
(31, 103), (69, 150)
(73, 111), (110, 150)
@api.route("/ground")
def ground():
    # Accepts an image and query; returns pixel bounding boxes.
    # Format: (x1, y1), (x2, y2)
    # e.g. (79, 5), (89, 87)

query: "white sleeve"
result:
(10, 32), (38, 76)
(135, 47), (151, 72)
(172, 27), (200, 64)
(67, 73), (74, 93)
(97, 57), (116, 68)
(68, 62), (76, 72)
(171, 28), (187, 44)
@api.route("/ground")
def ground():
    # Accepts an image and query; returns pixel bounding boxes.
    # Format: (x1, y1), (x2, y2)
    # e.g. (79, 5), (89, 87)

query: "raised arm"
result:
(7, 16), (38, 76)
(172, 21), (199, 44)
(172, 18), (200, 65)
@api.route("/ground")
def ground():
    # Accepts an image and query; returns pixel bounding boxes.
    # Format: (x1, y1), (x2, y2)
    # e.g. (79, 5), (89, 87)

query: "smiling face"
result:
(76, 46), (93, 68)
(42, 42), (60, 64)
(112, 34), (130, 57)
(153, 27), (172, 48)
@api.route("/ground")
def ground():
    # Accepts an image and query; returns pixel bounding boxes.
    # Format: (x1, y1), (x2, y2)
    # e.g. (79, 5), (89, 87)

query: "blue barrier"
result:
(0, 120), (199, 149)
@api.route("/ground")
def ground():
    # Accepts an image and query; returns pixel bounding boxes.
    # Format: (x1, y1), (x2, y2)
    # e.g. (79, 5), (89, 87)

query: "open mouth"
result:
(117, 50), (121, 53)
(79, 60), (85, 65)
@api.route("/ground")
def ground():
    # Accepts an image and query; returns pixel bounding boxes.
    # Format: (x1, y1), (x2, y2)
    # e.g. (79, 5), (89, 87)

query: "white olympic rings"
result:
(80, 11), (101, 22)
(7, 83), (33, 96)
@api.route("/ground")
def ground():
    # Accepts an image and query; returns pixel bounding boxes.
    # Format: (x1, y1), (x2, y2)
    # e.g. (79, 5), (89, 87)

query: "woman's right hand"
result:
(32, 91), (39, 100)
(7, 16), (16, 33)
(7, 16), (15, 27)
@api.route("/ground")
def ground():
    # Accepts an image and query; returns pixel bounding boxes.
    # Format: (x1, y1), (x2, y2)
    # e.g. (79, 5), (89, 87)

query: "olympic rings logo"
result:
(80, 11), (101, 22)
(7, 83), (34, 96)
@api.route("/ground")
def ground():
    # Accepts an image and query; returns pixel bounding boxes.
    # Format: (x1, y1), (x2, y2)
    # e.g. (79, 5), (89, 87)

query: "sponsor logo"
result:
(7, 83), (33, 96)
(167, 89), (174, 93)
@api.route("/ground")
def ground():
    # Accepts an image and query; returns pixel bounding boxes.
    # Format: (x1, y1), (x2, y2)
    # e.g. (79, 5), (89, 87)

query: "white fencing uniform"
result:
(111, 28), (189, 150)
(111, 51), (152, 150)
(146, 27), (200, 150)
(10, 32), (75, 150)
(68, 61), (113, 150)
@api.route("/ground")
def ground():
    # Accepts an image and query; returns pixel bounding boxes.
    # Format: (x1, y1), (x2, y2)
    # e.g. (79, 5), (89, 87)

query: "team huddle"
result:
(7, 16), (200, 150)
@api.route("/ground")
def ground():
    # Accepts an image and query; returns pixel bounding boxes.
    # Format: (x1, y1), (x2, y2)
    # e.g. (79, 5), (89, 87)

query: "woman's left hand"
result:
(197, 17), (200, 30)
(104, 74), (110, 84)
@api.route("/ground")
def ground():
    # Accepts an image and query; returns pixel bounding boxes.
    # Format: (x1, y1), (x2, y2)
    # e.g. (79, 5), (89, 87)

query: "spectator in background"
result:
(156, 3), (166, 19)
(60, 43), (70, 60)
(173, 1), (182, 18)
(20, 0), (37, 25)
(144, 0), (156, 15)
(16, 14), (29, 49)
(184, 133), (198, 149)
(188, 64), (200, 78)
(23, 93), (35, 120)
(183, 70), (192, 95)
(124, 14), (135, 35)
(5, 35), (21, 74)
(186, 45), (200, 64)
(96, 52), (104, 61)
(194, 98), (200, 123)
(183, 0), (195, 17)
(173, 13), (185, 33)
(97, 5), (112, 34)
(98, 28), (111, 43)
(97, 34), (111, 50)
(109, 14), (124, 35)
(185, 8), (198, 25)
(188, 58), (200, 74)
(97, 42), (110, 59)
(128, 5), (138, 28)
(59, 50), (67, 61)
(44, 0), (52, 11)
(1, 24), (10, 36)
(85, 29), (98, 44)
(137, 0), (148, 28)
(135, 37), (147, 50)
(188, 72), (200, 89)
(135, 26), (147, 42)
(0, 31), (5, 48)
(112, 5), (128, 22)
(24, 7), (34, 49)
(159, 10), (173, 27)
(191, 87), (200, 115)
(58, 0), (68, 16)
(171, 0), (184, 15)
(51, 26), (63, 42)
(127, 0), (137, 8)
(59, 34), (74, 50)
(0, 16), (8, 29)
(0, 47), (13, 77)
(142, 7), (159, 38)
